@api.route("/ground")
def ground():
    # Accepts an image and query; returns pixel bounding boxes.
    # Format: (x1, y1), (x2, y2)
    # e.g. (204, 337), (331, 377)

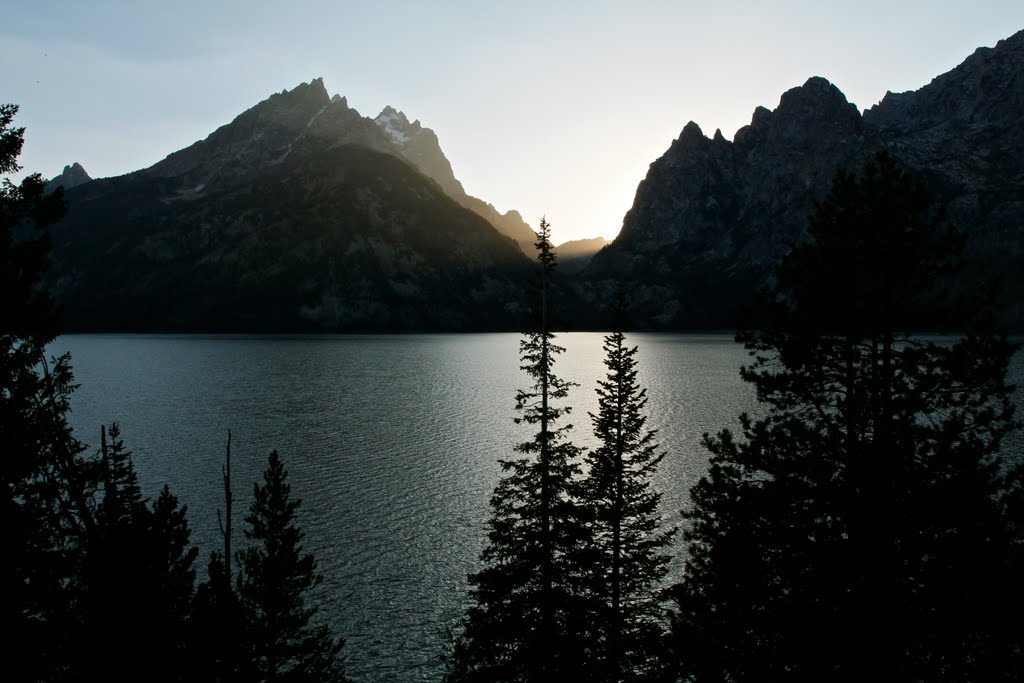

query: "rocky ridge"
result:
(369, 104), (537, 253)
(44, 162), (91, 194)
(130, 78), (536, 250)
(47, 79), (534, 331)
(585, 29), (1024, 328)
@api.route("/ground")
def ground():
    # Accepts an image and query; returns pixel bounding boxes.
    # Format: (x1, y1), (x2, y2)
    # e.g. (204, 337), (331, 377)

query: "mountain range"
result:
(45, 29), (1024, 330)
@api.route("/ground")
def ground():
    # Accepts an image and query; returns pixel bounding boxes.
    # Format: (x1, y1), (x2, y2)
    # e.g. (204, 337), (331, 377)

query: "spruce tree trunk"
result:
(611, 335), (624, 681)
(221, 431), (235, 683)
(539, 261), (552, 679)
(223, 430), (232, 589)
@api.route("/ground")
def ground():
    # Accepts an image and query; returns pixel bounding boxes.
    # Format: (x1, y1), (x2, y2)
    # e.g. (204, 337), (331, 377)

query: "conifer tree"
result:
(583, 292), (674, 682)
(146, 484), (200, 677)
(446, 218), (591, 682)
(671, 153), (1023, 681)
(192, 550), (243, 683)
(74, 424), (198, 683)
(3, 105), (201, 682)
(235, 450), (348, 683)
(95, 423), (146, 526)
(1, 102), (89, 683)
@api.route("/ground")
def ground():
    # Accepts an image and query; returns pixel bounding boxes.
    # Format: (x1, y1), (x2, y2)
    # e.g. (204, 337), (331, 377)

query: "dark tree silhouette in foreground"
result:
(1, 102), (84, 682)
(583, 291), (674, 682)
(192, 431), (244, 683)
(73, 424), (198, 683)
(446, 218), (591, 682)
(235, 451), (349, 683)
(2, 105), (200, 682)
(671, 153), (1023, 682)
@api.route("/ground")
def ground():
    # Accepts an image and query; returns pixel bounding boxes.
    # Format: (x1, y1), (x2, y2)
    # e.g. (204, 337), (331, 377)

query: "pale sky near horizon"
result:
(4, 1), (1023, 243)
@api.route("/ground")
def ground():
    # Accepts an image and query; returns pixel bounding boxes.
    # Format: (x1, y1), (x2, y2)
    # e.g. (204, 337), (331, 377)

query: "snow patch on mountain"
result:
(374, 107), (411, 145)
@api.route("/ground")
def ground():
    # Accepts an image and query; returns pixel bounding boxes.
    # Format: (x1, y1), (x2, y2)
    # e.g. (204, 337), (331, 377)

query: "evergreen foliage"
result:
(1, 102), (86, 683)
(583, 292), (674, 682)
(235, 450), (348, 683)
(146, 484), (201, 674)
(671, 153), (1024, 681)
(447, 218), (591, 682)
(74, 424), (199, 683)
(2, 106), (200, 682)
(4, 104), (348, 683)
(192, 549), (244, 683)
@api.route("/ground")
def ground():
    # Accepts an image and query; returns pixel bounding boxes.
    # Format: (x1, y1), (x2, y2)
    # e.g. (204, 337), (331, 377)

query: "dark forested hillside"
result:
(51, 144), (530, 331)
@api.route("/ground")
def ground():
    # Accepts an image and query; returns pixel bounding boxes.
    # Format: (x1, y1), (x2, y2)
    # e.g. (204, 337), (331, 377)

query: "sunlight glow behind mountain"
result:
(5, 1), (1023, 243)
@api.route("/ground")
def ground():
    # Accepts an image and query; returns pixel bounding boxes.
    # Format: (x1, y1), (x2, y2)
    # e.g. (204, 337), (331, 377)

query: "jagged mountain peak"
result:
(750, 105), (773, 128)
(44, 162), (91, 194)
(680, 120), (705, 140)
(733, 106), (773, 148)
(126, 77), (463, 200)
(76, 76), (535, 258)
(259, 77), (332, 126)
(376, 104), (404, 121)
(786, 75), (848, 99)
(772, 76), (861, 136)
(309, 76), (327, 93)
(665, 120), (715, 159)
(291, 76), (329, 100)
(376, 105), (408, 122)
(732, 77), (858, 139)
(374, 105), (424, 144)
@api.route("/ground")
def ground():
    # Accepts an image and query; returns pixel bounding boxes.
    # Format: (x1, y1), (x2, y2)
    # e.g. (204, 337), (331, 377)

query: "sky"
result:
(4, 1), (1023, 244)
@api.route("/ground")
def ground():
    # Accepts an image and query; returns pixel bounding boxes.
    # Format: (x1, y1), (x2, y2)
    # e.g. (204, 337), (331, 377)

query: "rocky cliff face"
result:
(865, 31), (1024, 324)
(374, 104), (466, 197)
(127, 78), (536, 249)
(371, 104), (538, 253)
(48, 80), (533, 331)
(586, 30), (1024, 328)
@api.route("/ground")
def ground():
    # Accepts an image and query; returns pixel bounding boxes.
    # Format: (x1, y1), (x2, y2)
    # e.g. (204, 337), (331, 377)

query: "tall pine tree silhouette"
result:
(4, 104), (203, 682)
(671, 153), (1023, 682)
(1, 103), (94, 682)
(72, 423), (198, 683)
(446, 218), (591, 682)
(583, 291), (674, 682)
(235, 450), (348, 683)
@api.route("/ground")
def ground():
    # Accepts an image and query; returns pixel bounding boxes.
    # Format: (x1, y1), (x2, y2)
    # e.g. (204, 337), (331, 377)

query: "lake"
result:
(49, 333), (1023, 681)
